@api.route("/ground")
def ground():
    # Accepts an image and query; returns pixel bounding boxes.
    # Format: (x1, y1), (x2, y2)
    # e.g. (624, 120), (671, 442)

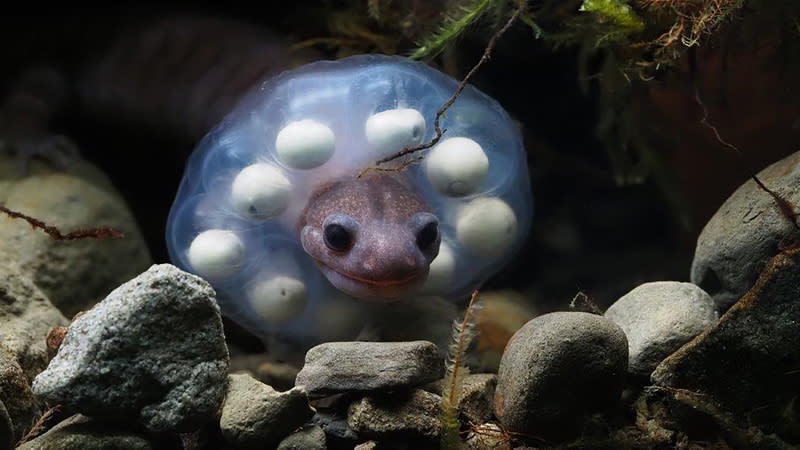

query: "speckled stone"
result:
(494, 312), (628, 437)
(32, 264), (229, 433)
(347, 389), (441, 440)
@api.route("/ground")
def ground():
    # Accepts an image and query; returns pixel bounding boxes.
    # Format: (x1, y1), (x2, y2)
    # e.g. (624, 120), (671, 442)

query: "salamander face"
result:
(300, 174), (440, 300)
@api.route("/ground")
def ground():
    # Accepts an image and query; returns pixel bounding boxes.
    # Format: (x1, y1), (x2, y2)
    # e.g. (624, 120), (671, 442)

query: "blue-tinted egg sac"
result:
(166, 54), (533, 349)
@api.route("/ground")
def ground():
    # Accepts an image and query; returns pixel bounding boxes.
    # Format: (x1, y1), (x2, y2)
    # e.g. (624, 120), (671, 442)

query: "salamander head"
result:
(300, 173), (440, 300)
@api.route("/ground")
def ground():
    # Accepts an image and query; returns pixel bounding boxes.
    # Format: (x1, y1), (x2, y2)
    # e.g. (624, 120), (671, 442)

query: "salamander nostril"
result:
(416, 221), (439, 251)
(324, 223), (352, 252)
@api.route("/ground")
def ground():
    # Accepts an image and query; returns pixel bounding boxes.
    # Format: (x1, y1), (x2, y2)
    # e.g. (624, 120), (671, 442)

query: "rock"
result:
(220, 374), (314, 450)
(347, 389), (441, 440)
(353, 441), (377, 450)
(0, 346), (38, 444)
(427, 373), (497, 424)
(16, 414), (156, 450)
(653, 246), (800, 436)
(0, 262), (67, 381)
(691, 150), (800, 311)
(604, 281), (718, 377)
(295, 341), (444, 398)
(229, 353), (299, 392)
(32, 264), (229, 433)
(277, 424), (326, 450)
(494, 311), (628, 437)
(0, 154), (152, 317)
(465, 422), (510, 450)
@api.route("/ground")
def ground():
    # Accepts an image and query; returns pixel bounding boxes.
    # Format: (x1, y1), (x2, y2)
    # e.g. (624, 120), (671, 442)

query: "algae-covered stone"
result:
(0, 155), (152, 317)
(0, 346), (38, 444)
(32, 264), (228, 433)
(653, 247), (800, 436)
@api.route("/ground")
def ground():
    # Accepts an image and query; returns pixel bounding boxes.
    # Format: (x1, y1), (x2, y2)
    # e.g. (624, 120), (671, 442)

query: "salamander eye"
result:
(322, 214), (359, 252)
(416, 221), (439, 251)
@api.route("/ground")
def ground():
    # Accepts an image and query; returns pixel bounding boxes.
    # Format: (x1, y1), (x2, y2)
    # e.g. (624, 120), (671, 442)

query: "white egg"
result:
(456, 197), (518, 257)
(187, 229), (245, 280)
(365, 108), (426, 155)
(231, 163), (291, 220)
(275, 119), (335, 169)
(248, 276), (308, 323)
(422, 241), (456, 293)
(426, 137), (489, 196)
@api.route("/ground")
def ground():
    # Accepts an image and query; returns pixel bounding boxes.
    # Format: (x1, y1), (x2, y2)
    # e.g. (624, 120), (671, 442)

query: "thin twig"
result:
(694, 87), (800, 230)
(16, 405), (61, 446)
(0, 205), (124, 240)
(375, 1), (525, 167)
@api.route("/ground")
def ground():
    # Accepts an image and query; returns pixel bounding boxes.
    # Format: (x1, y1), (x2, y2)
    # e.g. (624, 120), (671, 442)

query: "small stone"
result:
(465, 422), (510, 450)
(295, 341), (444, 398)
(310, 411), (359, 443)
(353, 441), (377, 450)
(653, 246), (800, 436)
(277, 424), (326, 450)
(494, 311), (628, 438)
(0, 155), (153, 317)
(32, 264), (229, 433)
(220, 374), (314, 450)
(457, 374), (497, 425)
(347, 389), (441, 440)
(16, 414), (155, 450)
(0, 346), (38, 444)
(0, 262), (68, 381)
(691, 150), (800, 311)
(604, 281), (718, 377)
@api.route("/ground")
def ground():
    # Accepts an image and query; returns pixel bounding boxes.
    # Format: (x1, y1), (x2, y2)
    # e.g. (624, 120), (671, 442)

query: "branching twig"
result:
(0, 205), (124, 240)
(374, 1), (526, 168)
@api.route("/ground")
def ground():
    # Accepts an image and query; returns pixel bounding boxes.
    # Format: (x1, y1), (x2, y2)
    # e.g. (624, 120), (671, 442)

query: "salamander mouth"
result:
(312, 259), (427, 300)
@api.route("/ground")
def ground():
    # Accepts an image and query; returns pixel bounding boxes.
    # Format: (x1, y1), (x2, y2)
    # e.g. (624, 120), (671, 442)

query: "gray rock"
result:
(0, 154), (152, 317)
(0, 346), (37, 444)
(494, 311), (628, 437)
(428, 373), (497, 424)
(691, 150), (800, 311)
(310, 411), (359, 443)
(347, 389), (441, 440)
(0, 262), (67, 381)
(32, 264), (229, 433)
(16, 414), (155, 450)
(220, 373), (314, 450)
(296, 341), (444, 398)
(653, 246), (800, 437)
(277, 424), (326, 450)
(604, 281), (718, 377)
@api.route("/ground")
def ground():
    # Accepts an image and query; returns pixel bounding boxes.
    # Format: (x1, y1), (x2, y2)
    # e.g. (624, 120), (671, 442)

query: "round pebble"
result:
(248, 276), (308, 323)
(187, 230), (245, 280)
(365, 108), (426, 154)
(456, 197), (518, 257)
(422, 241), (455, 293)
(426, 137), (489, 196)
(495, 311), (628, 437)
(275, 120), (335, 169)
(231, 164), (291, 220)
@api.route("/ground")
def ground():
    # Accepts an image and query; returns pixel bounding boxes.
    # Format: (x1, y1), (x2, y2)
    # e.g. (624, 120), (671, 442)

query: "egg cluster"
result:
(166, 55), (533, 346)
